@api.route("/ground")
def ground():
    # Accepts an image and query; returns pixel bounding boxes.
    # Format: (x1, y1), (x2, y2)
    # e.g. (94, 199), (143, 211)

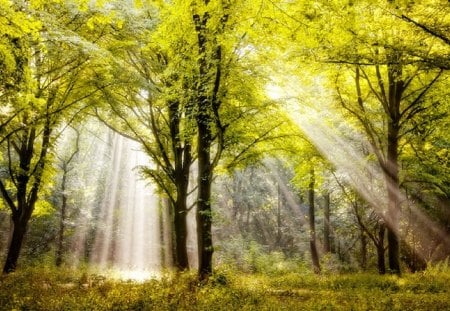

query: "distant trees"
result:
(55, 128), (80, 267)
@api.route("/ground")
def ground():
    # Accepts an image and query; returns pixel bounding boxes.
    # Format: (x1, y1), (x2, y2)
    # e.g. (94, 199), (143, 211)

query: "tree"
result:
(290, 137), (331, 273)
(286, 0), (450, 274)
(0, 1), (105, 273)
(333, 39), (447, 275)
(91, 1), (196, 270)
(396, 2), (450, 70)
(191, 0), (228, 279)
(191, 0), (295, 279)
(308, 168), (320, 274)
(55, 128), (80, 267)
(334, 175), (387, 273)
(323, 192), (332, 254)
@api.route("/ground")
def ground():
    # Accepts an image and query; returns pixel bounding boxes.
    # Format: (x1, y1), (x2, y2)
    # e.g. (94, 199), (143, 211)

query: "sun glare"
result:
(114, 269), (160, 283)
(287, 102), (450, 262)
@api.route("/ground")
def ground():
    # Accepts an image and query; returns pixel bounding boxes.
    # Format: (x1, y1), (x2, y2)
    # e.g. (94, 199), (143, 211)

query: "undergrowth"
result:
(0, 265), (449, 310)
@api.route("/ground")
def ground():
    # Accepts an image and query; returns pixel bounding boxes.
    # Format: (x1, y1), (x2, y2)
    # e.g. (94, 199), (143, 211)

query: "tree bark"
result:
(193, 8), (222, 281)
(386, 105), (401, 274)
(377, 224), (386, 274)
(384, 65), (404, 274)
(196, 110), (214, 279)
(2, 121), (51, 273)
(173, 193), (189, 270)
(360, 228), (367, 270)
(192, 0), (229, 279)
(323, 192), (331, 253)
(161, 197), (174, 269)
(56, 166), (67, 267)
(276, 183), (282, 248)
(308, 169), (321, 274)
(3, 217), (27, 273)
(167, 97), (192, 271)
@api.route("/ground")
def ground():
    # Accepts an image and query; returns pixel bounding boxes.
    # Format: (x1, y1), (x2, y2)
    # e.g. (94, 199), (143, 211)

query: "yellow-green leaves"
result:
(33, 200), (55, 217)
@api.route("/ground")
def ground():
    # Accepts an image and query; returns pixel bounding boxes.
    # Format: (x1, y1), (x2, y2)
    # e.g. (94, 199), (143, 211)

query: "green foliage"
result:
(239, 241), (308, 275)
(0, 267), (449, 310)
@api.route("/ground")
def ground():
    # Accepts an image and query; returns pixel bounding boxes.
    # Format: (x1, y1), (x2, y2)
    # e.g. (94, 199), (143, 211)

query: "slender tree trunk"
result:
(377, 224), (386, 274)
(56, 170), (67, 267)
(323, 193), (331, 253)
(386, 121), (401, 274)
(276, 183), (282, 248)
(308, 169), (320, 274)
(360, 228), (367, 270)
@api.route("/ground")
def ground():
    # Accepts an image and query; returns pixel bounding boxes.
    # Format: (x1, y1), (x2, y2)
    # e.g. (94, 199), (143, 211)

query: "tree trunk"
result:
(193, 10), (218, 281)
(360, 228), (367, 270)
(3, 216), (28, 273)
(377, 224), (386, 274)
(308, 169), (321, 274)
(196, 118), (213, 280)
(173, 194), (189, 270)
(56, 168), (67, 267)
(161, 197), (174, 269)
(276, 183), (282, 249)
(167, 96), (192, 271)
(323, 192), (331, 253)
(384, 57), (404, 275)
(2, 123), (51, 273)
(386, 120), (401, 274)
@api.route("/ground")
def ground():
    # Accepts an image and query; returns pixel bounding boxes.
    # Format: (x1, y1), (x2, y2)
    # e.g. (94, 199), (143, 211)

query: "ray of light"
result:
(290, 104), (450, 262)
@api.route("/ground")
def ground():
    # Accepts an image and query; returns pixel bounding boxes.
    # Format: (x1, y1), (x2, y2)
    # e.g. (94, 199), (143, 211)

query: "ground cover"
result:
(1, 266), (449, 310)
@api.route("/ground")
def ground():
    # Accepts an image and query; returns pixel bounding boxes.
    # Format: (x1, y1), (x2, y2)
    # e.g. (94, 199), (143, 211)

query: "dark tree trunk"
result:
(192, 0), (229, 279)
(173, 194), (189, 270)
(194, 20), (214, 277)
(386, 119), (401, 274)
(3, 217), (27, 273)
(308, 169), (321, 274)
(352, 60), (406, 275)
(384, 58), (404, 275)
(167, 97), (192, 271)
(196, 116), (213, 279)
(56, 169), (67, 267)
(2, 122), (51, 274)
(323, 193), (331, 253)
(377, 224), (386, 274)
(193, 8), (223, 281)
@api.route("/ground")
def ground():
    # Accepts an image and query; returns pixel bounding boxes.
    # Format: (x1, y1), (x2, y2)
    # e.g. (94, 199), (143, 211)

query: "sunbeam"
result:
(290, 104), (450, 262)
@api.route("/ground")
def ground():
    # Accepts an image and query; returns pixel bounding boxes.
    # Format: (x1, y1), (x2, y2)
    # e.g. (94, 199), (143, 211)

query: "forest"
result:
(0, 0), (449, 310)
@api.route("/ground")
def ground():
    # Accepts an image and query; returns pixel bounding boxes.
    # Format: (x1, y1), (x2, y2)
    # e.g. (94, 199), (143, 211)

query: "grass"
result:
(0, 266), (449, 310)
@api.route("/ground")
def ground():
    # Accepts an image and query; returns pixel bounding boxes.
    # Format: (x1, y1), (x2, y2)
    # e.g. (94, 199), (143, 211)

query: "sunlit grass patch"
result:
(0, 266), (449, 310)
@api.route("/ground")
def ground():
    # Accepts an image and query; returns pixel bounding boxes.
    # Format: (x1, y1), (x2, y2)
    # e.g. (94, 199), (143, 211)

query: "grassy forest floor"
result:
(1, 266), (450, 310)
